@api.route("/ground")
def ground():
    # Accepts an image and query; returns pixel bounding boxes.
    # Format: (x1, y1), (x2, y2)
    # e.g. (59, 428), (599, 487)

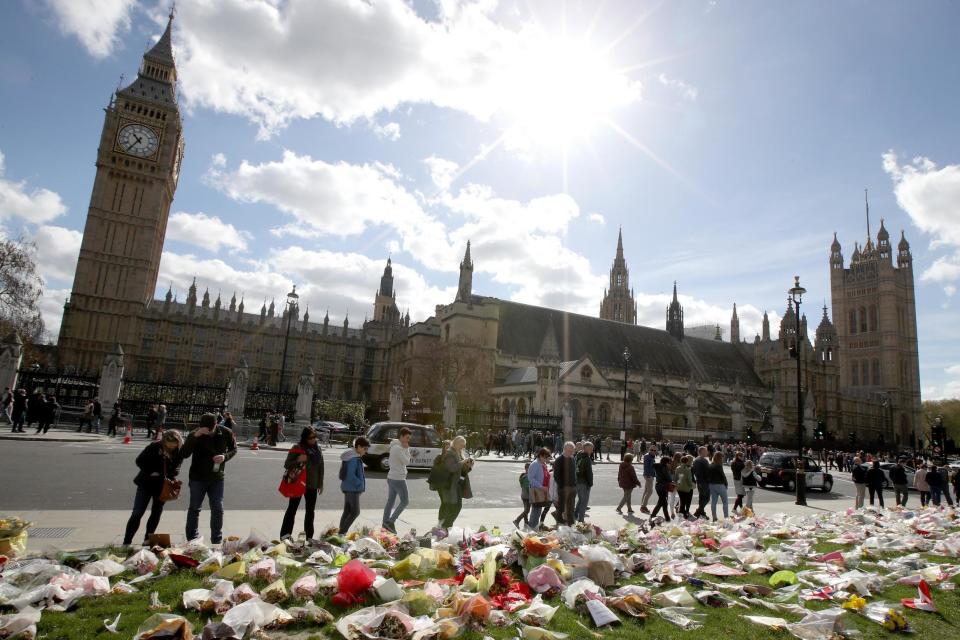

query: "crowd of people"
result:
(111, 417), (959, 547)
(2, 387), (61, 434)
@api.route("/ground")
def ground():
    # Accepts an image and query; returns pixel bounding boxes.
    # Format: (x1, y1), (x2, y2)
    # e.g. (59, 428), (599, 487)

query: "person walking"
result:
(91, 397), (102, 433)
(708, 451), (729, 521)
(852, 456), (867, 509)
(11, 389), (27, 433)
(914, 462), (929, 507)
(741, 459), (757, 511)
(338, 436), (369, 534)
(889, 459), (909, 507)
(382, 426), (416, 534)
(649, 455), (674, 523)
(574, 441), (594, 523)
(639, 445), (657, 514)
(692, 446), (711, 519)
(616, 452), (640, 514)
(280, 426), (324, 540)
(527, 448), (552, 530)
(156, 404), (167, 438)
(927, 463), (944, 506)
(552, 441), (577, 525)
(865, 459), (885, 508)
(78, 399), (94, 433)
(675, 454), (694, 519)
(107, 402), (121, 437)
(437, 436), (474, 529)
(952, 466), (960, 505)
(603, 436), (613, 462)
(122, 430), (184, 546)
(731, 450), (746, 512)
(145, 405), (159, 440)
(182, 413), (238, 544)
(36, 394), (58, 434)
(513, 462), (532, 529)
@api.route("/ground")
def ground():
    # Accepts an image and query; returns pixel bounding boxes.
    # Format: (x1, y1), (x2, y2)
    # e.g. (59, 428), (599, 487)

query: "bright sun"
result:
(498, 35), (640, 148)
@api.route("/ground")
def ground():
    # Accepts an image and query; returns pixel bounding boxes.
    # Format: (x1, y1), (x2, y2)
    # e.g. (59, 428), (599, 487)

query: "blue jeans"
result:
(340, 491), (361, 534)
(709, 483), (729, 520)
(383, 479), (409, 525)
(931, 486), (942, 506)
(574, 484), (591, 522)
(186, 479), (225, 543)
(123, 485), (165, 545)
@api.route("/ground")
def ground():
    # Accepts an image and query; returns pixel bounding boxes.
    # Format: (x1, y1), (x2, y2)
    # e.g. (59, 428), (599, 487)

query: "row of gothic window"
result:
(848, 305), (878, 334)
(850, 358), (881, 387)
(122, 100), (167, 121)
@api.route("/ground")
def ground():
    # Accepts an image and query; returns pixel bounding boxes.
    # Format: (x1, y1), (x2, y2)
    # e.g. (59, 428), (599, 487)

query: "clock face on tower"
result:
(117, 123), (160, 158)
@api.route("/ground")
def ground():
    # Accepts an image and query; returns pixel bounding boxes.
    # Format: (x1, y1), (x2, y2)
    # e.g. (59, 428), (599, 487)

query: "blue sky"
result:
(1, 1), (958, 398)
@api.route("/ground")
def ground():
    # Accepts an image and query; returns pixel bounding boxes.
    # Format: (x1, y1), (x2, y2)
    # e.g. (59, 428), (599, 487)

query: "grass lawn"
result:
(16, 533), (960, 639)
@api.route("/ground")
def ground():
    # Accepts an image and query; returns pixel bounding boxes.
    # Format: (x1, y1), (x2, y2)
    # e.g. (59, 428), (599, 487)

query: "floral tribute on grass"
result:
(1, 506), (960, 639)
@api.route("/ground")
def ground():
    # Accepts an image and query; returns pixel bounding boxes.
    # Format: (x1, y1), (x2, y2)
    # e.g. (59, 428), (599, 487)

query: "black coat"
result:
(134, 441), (183, 496)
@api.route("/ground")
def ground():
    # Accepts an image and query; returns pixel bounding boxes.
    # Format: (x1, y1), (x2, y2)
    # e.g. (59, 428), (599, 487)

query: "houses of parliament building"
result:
(54, 15), (922, 446)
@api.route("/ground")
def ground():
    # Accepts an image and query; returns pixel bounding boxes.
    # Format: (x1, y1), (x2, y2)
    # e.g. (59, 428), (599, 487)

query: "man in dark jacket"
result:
(889, 460), (909, 506)
(865, 460), (885, 508)
(574, 442), (594, 523)
(552, 441), (577, 525)
(692, 446), (711, 519)
(181, 413), (237, 543)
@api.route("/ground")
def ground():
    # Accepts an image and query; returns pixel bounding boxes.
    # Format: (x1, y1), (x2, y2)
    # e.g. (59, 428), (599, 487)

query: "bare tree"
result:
(0, 237), (45, 342)
(408, 336), (494, 411)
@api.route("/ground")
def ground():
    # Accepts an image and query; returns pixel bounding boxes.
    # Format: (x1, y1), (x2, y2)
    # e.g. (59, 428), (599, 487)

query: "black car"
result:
(757, 452), (834, 492)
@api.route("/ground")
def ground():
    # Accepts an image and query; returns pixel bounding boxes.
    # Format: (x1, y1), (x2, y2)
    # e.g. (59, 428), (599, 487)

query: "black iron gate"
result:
(119, 379), (227, 426)
(455, 408), (561, 433)
(15, 368), (99, 414)
(243, 387), (296, 422)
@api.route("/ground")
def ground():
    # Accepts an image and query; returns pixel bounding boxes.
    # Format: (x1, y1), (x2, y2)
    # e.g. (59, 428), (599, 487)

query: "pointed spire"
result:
(538, 320), (560, 360)
(324, 309), (329, 324)
(616, 226), (624, 257)
(145, 6), (176, 67)
(165, 283), (173, 303)
(831, 231), (841, 251)
(461, 240), (473, 268)
(237, 295), (244, 315)
(214, 290), (221, 308)
(864, 188), (871, 239)
(672, 281), (678, 303)
(229, 291), (236, 312)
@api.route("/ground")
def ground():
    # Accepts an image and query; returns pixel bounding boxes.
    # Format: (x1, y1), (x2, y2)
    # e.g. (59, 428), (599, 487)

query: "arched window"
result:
(517, 398), (527, 414)
(869, 306), (878, 332)
(872, 359), (880, 386)
(598, 403), (610, 423)
(849, 310), (857, 334)
(827, 347), (833, 362)
(851, 361), (859, 386)
(502, 398), (510, 413)
(444, 325), (450, 342)
(580, 365), (593, 383)
(859, 306), (868, 333)
(616, 273), (623, 286)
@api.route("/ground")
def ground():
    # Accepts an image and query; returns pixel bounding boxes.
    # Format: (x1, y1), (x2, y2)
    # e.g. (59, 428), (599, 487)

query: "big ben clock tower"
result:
(59, 12), (184, 373)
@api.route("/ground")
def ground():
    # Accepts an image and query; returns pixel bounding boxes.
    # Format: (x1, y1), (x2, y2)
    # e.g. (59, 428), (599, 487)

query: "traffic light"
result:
(848, 431), (855, 444)
(746, 427), (754, 443)
(814, 421), (825, 440)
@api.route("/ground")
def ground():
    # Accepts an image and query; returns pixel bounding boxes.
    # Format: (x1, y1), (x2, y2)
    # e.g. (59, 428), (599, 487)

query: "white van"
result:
(362, 421), (443, 471)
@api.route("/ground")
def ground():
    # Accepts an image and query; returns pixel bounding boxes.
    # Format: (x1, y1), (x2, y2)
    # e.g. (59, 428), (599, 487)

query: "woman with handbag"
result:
(616, 453), (640, 514)
(122, 429), (184, 546)
(526, 448), (552, 531)
(280, 426), (324, 540)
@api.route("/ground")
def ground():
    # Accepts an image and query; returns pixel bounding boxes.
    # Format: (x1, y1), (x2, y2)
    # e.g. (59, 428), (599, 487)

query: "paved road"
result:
(0, 439), (866, 512)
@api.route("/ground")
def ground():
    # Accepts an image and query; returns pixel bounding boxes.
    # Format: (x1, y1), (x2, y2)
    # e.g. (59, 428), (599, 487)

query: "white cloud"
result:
(588, 212), (606, 225)
(372, 121), (401, 141)
(0, 150), (67, 224)
(924, 364), (960, 400)
(206, 150), (456, 270)
(31, 225), (82, 284)
(658, 73), (698, 102)
(166, 211), (251, 252)
(174, 0), (641, 137)
(883, 151), (960, 297)
(37, 287), (70, 338)
(424, 156), (459, 191)
(45, 0), (137, 59)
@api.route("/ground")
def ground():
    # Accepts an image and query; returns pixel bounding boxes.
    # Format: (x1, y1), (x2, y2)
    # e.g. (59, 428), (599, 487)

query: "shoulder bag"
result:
(158, 458), (182, 502)
(279, 460), (307, 498)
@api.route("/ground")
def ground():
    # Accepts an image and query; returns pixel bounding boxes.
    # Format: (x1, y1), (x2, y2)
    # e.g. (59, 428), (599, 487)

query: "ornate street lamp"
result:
(622, 346), (630, 453)
(788, 276), (807, 506)
(276, 285), (299, 417)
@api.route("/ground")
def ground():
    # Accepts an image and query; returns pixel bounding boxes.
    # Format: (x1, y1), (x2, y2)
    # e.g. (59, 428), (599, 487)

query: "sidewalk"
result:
(10, 497), (840, 554)
(0, 426), (112, 444)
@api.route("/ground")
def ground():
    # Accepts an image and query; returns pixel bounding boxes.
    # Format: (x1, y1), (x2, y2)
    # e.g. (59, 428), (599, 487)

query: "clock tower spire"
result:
(58, 12), (184, 373)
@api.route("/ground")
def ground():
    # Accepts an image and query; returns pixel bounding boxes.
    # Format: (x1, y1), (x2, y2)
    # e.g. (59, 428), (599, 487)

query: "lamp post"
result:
(788, 275), (807, 506)
(276, 285), (299, 418)
(622, 346), (630, 450)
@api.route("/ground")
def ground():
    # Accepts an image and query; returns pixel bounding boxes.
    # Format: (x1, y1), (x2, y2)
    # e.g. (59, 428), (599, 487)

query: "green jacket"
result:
(181, 425), (237, 482)
(675, 464), (694, 492)
(439, 449), (472, 502)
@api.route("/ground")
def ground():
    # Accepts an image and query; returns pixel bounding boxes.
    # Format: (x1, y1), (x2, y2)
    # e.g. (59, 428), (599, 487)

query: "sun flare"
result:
(498, 35), (641, 147)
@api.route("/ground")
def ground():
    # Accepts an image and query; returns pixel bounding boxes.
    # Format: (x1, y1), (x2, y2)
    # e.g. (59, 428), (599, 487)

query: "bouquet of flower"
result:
(0, 517), (31, 539)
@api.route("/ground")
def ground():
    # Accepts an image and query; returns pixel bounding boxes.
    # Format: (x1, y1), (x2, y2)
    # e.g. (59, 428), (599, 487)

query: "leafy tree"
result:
(923, 398), (960, 442)
(0, 237), (44, 342)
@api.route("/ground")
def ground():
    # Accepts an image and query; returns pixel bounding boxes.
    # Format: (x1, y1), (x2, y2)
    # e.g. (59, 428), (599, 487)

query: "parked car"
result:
(757, 451), (834, 492)
(858, 462), (916, 489)
(363, 422), (442, 471)
(311, 420), (352, 435)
